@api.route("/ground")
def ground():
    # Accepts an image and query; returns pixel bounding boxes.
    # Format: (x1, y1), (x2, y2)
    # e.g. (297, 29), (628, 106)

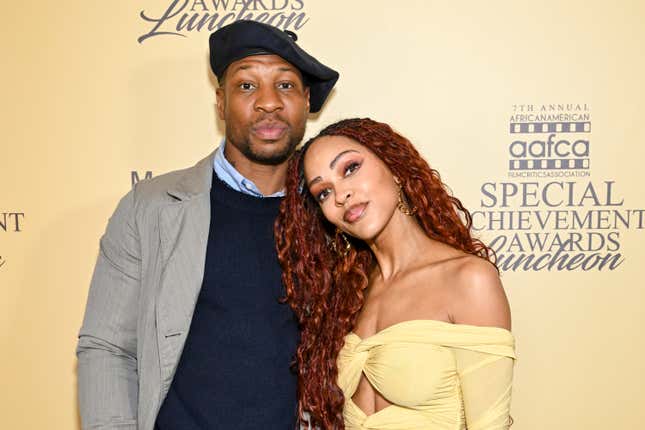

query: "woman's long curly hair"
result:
(275, 118), (496, 429)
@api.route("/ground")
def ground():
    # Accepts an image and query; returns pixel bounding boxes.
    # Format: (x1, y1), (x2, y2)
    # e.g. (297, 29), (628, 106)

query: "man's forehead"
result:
(225, 54), (302, 77)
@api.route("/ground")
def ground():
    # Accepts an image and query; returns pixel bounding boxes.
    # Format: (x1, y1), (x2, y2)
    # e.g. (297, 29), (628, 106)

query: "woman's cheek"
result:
(320, 205), (338, 225)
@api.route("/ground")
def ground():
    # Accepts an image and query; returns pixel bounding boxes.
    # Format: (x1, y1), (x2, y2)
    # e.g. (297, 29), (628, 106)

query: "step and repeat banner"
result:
(2, 1), (644, 428)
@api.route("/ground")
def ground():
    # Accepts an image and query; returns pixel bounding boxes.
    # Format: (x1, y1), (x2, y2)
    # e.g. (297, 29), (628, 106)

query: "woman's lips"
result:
(343, 202), (368, 224)
(252, 122), (287, 140)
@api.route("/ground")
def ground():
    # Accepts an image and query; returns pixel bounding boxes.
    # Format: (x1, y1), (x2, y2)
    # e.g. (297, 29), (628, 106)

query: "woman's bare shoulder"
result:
(445, 255), (511, 330)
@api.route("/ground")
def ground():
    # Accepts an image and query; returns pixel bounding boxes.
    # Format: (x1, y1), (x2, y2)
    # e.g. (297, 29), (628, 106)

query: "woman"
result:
(275, 118), (515, 430)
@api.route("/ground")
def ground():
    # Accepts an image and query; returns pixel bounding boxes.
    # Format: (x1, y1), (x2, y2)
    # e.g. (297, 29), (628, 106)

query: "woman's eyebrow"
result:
(308, 149), (360, 188)
(329, 150), (359, 169)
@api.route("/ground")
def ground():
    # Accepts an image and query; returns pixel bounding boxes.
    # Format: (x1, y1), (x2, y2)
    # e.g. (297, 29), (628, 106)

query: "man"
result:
(76, 21), (338, 429)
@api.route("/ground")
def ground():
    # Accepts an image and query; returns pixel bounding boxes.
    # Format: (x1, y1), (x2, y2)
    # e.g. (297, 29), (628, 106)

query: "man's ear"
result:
(216, 87), (225, 120)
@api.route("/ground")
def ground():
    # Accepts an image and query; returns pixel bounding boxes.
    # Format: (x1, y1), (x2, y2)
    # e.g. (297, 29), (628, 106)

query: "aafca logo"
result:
(508, 104), (591, 177)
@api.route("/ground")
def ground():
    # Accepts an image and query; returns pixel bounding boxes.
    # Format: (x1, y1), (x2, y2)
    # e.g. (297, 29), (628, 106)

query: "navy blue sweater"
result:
(155, 173), (299, 429)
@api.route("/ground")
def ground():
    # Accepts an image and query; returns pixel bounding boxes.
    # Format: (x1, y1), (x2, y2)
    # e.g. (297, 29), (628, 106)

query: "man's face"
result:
(216, 54), (310, 166)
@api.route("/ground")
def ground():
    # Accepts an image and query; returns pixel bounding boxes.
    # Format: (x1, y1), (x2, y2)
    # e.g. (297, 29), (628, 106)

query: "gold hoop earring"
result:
(397, 183), (417, 216)
(330, 227), (351, 257)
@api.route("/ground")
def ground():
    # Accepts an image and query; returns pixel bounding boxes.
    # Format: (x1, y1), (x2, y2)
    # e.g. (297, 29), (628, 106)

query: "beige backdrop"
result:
(2, 0), (644, 428)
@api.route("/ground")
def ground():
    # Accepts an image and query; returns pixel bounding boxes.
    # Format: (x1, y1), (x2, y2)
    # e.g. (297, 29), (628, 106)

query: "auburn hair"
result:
(275, 118), (495, 429)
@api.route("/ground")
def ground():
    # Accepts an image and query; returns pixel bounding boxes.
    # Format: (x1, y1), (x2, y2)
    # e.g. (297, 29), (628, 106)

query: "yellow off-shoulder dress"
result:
(337, 319), (516, 430)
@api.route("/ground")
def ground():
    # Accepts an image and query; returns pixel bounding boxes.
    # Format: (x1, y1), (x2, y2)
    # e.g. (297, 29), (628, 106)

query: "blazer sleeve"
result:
(76, 189), (141, 429)
(454, 348), (515, 430)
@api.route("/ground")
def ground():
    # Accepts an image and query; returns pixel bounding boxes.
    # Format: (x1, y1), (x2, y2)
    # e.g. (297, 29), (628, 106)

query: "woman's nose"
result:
(335, 190), (352, 207)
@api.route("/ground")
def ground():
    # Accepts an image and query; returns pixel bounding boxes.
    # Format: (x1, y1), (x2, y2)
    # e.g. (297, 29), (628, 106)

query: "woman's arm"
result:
(451, 256), (515, 430)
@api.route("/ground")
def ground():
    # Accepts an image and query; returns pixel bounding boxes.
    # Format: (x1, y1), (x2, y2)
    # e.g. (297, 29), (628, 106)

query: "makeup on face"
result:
(303, 135), (401, 241)
(308, 149), (363, 203)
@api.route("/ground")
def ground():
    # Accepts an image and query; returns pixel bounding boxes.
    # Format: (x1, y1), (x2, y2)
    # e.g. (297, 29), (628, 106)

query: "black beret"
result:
(209, 21), (339, 113)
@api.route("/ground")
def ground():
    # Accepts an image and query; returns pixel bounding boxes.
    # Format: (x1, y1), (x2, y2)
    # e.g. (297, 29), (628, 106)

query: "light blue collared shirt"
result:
(213, 139), (285, 198)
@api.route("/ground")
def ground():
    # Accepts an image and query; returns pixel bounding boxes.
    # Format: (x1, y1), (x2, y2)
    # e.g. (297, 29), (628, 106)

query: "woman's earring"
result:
(397, 182), (417, 216)
(330, 227), (351, 257)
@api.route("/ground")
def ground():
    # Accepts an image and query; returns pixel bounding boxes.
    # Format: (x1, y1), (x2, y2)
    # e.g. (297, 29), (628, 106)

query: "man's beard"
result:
(234, 137), (298, 165)
(228, 123), (306, 166)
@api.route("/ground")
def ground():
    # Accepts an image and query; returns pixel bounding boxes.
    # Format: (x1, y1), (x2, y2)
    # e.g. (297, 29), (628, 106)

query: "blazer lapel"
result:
(155, 152), (214, 390)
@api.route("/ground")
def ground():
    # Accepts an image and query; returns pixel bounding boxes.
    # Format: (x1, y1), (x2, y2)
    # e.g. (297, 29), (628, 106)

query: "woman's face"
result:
(303, 135), (400, 241)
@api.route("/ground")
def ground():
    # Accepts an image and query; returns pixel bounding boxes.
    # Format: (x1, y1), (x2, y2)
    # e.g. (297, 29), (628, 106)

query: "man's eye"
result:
(344, 162), (361, 176)
(240, 82), (255, 90)
(316, 188), (331, 202)
(278, 82), (294, 90)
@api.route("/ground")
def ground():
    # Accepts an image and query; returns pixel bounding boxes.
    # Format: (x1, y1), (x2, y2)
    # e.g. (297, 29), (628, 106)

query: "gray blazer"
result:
(77, 152), (215, 429)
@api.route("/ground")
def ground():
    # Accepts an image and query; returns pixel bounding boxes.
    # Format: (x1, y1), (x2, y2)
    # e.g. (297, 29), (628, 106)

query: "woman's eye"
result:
(316, 188), (331, 202)
(344, 162), (361, 176)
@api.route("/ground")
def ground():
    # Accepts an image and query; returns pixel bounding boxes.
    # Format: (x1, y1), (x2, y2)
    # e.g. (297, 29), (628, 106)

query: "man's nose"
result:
(254, 86), (283, 113)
